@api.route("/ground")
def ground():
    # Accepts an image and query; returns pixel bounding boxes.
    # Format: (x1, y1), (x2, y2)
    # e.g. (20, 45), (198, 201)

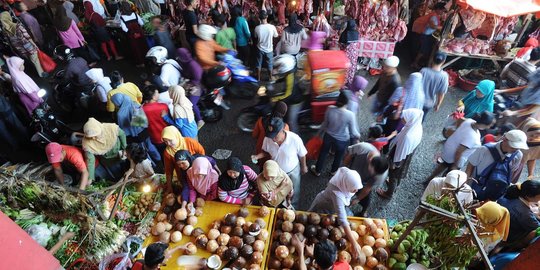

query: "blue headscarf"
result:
(390, 72), (425, 110)
(462, 80), (495, 118)
(111, 93), (143, 137)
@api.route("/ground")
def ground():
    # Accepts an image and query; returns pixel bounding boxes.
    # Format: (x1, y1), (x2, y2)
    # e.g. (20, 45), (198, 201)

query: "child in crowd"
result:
(124, 143), (155, 181)
(366, 125), (397, 152)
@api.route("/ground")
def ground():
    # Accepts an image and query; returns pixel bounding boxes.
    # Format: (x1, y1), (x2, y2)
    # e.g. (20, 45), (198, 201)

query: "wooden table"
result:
(441, 50), (516, 70)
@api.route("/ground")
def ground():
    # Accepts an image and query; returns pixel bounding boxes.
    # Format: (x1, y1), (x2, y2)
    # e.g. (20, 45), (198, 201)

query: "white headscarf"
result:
(85, 68), (112, 91)
(329, 167), (363, 206)
(390, 108), (424, 163)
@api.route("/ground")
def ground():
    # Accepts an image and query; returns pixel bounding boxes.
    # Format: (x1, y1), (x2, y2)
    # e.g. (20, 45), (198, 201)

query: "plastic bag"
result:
(131, 107), (148, 127)
(37, 49), (57, 73)
(27, 223), (52, 247)
(99, 253), (133, 270)
(306, 136), (323, 160)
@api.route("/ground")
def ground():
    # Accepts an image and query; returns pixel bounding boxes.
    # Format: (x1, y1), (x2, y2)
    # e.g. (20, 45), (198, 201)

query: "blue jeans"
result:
(315, 134), (349, 173)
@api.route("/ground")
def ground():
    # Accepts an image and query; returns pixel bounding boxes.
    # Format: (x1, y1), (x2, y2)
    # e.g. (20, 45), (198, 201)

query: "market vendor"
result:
(308, 167), (364, 263)
(498, 180), (540, 251)
(457, 80), (495, 118)
(132, 242), (185, 270)
(217, 157), (258, 205)
(161, 126), (205, 194)
(422, 170), (473, 206)
(338, 19), (359, 45)
(256, 160), (293, 208)
(82, 118), (128, 182)
(174, 150), (220, 201)
(411, 2), (447, 68)
(186, 157), (219, 202)
(475, 201), (510, 255)
(45, 142), (91, 190)
(292, 236), (353, 270)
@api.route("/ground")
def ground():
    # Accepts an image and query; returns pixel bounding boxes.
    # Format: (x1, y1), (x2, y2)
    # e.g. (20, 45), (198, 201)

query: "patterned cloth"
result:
(6, 24), (37, 57)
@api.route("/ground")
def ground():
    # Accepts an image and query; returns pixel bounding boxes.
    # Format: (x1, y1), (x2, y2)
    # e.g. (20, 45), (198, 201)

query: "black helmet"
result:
(53, 45), (74, 61)
(203, 65), (231, 89)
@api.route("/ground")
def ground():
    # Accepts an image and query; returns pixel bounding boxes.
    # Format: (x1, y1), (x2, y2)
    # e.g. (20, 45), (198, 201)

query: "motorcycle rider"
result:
(145, 46), (181, 111)
(194, 24), (230, 71)
(268, 54), (303, 133)
(53, 45), (93, 90)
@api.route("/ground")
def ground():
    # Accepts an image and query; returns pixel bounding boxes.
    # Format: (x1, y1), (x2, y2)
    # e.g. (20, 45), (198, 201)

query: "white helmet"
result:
(272, 54), (296, 75)
(197, 24), (217, 41)
(146, 46), (168, 64)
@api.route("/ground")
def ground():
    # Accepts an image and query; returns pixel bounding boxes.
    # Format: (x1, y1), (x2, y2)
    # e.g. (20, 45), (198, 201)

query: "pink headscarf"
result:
(187, 157), (219, 195)
(6, 56), (40, 94)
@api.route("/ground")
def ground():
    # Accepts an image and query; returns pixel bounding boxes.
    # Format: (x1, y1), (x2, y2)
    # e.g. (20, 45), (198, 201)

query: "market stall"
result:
(435, 0), (540, 70)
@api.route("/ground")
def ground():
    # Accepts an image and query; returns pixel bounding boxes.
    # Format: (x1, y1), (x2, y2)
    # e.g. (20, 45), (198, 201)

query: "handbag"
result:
(37, 49), (56, 73)
(306, 136), (323, 160)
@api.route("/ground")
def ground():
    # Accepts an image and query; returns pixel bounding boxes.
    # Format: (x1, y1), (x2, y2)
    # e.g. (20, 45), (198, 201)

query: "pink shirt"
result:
(218, 166), (258, 204)
(188, 181), (218, 202)
(58, 20), (85, 49)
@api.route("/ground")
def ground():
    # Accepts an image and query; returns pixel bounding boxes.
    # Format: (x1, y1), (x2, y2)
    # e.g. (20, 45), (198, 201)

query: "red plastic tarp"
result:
(457, 0), (540, 17)
(0, 211), (61, 270)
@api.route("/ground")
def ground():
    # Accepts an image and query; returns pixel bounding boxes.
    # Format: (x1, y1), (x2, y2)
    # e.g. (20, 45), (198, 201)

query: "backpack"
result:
(412, 12), (438, 34)
(471, 144), (518, 201)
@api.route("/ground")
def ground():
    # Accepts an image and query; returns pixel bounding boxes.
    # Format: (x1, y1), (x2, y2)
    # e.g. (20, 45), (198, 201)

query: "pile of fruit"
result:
(148, 196), (272, 269)
(132, 193), (159, 218)
(268, 210), (389, 270)
(387, 221), (433, 269)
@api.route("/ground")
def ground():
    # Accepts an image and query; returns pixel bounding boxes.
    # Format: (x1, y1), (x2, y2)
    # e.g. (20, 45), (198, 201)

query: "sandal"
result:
(376, 188), (392, 199)
(310, 165), (321, 177)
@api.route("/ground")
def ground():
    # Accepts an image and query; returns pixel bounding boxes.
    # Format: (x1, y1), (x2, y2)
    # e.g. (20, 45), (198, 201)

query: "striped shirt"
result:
(501, 59), (537, 88)
(218, 166), (258, 204)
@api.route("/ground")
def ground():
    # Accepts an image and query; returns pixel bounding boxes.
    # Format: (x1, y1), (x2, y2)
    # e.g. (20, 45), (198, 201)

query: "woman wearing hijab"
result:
(1, 12), (45, 77)
(390, 72), (425, 110)
(518, 118), (540, 180)
(218, 157), (258, 205)
(6, 56), (43, 116)
(63, 1), (79, 25)
(110, 93), (161, 163)
(53, 5), (96, 65)
(84, 1), (121, 61)
(256, 160), (293, 208)
(176, 48), (203, 124)
(161, 126), (205, 193)
(276, 13), (308, 55)
(175, 150), (220, 200)
(85, 68), (112, 104)
(162, 86), (198, 138)
(309, 167), (365, 263)
(498, 180), (540, 249)
(339, 19), (359, 45)
(377, 109), (424, 199)
(475, 201), (510, 254)
(457, 79), (495, 118)
(82, 118), (127, 182)
(422, 170), (474, 205)
(186, 157), (220, 202)
(119, 1), (147, 67)
(344, 75), (368, 115)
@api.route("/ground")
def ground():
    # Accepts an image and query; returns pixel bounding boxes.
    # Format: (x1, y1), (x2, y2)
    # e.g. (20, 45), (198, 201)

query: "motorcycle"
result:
(51, 69), (96, 113)
(218, 51), (259, 99)
(30, 90), (83, 147)
(192, 64), (232, 123)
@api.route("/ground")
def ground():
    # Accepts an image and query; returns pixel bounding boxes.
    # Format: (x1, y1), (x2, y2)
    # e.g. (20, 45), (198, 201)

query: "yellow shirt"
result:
(106, 82), (143, 112)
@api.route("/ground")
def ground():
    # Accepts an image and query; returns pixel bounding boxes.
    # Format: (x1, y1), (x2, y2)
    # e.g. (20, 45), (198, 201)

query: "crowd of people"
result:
(0, 0), (538, 268)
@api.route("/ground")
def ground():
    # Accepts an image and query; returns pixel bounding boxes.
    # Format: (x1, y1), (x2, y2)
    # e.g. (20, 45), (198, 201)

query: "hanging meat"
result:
(387, 0), (399, 28)
(494, 17), (518, 39)
(459, 8), (486, 32)
(305, 0), (313, 14)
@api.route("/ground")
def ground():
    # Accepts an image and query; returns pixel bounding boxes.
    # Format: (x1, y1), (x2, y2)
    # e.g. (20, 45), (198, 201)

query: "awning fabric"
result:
(458, 0), (540, 17)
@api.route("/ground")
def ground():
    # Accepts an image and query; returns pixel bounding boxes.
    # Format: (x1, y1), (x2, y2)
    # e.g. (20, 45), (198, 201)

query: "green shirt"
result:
(85, 129), (127, 180)
(216, 28), (236, 50)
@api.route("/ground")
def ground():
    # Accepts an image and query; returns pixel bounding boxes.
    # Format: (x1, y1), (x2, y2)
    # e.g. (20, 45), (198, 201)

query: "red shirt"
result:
(51, 145), (88, 173)
(143, 102), (169, 144)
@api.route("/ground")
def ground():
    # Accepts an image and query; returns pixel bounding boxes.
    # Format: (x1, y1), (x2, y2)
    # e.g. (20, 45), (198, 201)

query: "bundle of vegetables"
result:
(387, 221), (433, 269)
(424, 195), (478, 269)
(84, 217), (127, 261)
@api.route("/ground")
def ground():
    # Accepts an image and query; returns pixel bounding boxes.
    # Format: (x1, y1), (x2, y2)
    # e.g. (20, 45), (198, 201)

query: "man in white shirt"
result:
(254, 10), (278, 81)
(252, 117), (308, 209)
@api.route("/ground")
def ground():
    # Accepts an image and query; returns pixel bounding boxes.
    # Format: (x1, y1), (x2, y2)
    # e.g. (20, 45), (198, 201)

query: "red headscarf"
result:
(516, 37), (539, 59)
(84, 1), (106, 27)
